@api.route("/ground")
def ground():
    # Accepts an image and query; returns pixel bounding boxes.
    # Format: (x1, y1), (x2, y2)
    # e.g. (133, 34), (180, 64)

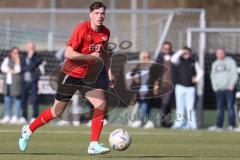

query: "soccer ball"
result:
(109, 128), (131, 151)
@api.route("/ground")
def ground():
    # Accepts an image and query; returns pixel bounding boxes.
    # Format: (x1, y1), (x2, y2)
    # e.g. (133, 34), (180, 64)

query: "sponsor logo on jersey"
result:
(89, 44), (103, 52)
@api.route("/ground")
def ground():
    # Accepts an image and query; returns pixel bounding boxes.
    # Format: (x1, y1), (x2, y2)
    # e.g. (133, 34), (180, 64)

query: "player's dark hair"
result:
(90, 2), (106, 12)
(216, 48), (225, 53)
(8, 46), (19, 58)
(183, 46), (192, 53)
(10, 46), (19, 52)
(162, 41), (172, 49)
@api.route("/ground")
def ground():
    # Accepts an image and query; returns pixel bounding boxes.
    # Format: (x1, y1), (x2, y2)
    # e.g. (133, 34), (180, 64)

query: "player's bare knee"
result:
(52, 100), (69, 117)
(94, 101), (106, 110)
(50, 107), (57, 118)
(54, 107), (66, 117)
(51, 107), (62, 118)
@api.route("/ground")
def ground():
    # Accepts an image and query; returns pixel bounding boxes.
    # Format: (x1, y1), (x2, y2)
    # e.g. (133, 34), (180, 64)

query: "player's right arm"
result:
(65, 23), (100, 61)
(65, 46), (101, 62)
(65, 46), (93, 61)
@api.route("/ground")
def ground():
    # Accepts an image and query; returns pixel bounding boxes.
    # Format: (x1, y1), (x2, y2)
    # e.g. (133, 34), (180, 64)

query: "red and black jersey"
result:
(62, 21), (110, 78)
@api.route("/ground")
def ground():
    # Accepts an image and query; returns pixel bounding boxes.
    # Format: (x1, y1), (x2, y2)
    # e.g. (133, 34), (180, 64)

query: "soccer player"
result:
(19, 2), (114, 155)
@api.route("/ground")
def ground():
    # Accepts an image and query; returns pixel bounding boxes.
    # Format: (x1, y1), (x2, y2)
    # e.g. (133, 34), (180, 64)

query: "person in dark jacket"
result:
(171, 47), (203, 130)
(156, 41), (175, 127)
(18, 42), (43, 124)
(0, 47), (21, 124)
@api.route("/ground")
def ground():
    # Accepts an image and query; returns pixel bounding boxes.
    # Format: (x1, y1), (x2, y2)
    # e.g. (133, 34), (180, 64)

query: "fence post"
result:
(142, 0), (149, 50)
(197, 9), (206, 128)
(48, 32), (54, 51)
(5, 20), (10, 50)
(49, 0), (56, 51)
(131, 0), (137, 51)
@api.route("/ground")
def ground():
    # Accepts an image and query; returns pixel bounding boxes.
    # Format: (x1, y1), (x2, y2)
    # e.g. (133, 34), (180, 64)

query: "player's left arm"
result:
(101, 46), (115, 86)
(101, 31), (115, 86)
(101, 49), (110, 72)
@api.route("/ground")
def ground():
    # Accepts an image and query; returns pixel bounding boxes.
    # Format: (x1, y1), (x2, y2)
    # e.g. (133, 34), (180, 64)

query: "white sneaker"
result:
(171, 124), (184, 129)
(131, 120), (142, 128)
(17, 117), (27, 124)
(30, 118), (36, 124)
(57, 120), (71, 126)
(0, 116), (10, 124)
(128, 121), (133, 127)
(227, 126), (234, 132)
(143, 120), (155, 129)
(72, 121), (80, 127)
(87, 143), (110, 155)
(208, 125), (223, 132)
(19, 125), (31, 151)
(234, 127), (240, 132)
(9, 116), (18, 124)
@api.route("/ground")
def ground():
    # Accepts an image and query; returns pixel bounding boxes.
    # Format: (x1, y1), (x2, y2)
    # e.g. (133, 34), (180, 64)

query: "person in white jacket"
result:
(0, 47), (21, 124)
(171, 47), (203, 130)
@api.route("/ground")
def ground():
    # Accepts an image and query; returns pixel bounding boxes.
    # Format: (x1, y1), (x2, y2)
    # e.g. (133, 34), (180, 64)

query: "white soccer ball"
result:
(109, 128), (131, 151)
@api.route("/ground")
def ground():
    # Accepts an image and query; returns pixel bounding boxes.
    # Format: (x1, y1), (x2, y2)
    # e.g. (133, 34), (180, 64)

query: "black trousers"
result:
(21, 81), (39, 119)
(160, 92), (174, 127)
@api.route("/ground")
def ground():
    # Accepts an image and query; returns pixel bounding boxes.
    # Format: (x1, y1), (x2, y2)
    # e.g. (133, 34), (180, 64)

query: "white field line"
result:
(0, 129), (202, 136)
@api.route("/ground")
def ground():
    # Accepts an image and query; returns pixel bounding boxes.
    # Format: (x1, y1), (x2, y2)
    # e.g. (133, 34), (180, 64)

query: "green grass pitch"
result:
(0, 124), (240, 160)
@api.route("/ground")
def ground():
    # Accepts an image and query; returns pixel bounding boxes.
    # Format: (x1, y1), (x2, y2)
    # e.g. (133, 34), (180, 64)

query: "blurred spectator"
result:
(209, 49), (238, 132)
(236, 95), (240, 132)
(235, 67), (240, 132)
(18, 42), (43, 124)
(0, 47), (21, 124)
(156, 41), (174, 127)
(171, 47), (203, 130)
(130, 51), (159, 129)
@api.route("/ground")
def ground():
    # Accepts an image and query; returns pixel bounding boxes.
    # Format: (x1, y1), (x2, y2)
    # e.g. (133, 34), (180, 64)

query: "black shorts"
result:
(55, 71), (108, 102)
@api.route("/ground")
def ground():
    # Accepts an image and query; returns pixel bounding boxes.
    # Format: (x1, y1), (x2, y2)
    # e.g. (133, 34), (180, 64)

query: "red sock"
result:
(29, 108), (54, 133)
(90, 108), (104, 142)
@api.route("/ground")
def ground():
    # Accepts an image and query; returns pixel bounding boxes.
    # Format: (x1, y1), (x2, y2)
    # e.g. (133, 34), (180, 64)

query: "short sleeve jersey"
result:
(62, 21), (110, 78)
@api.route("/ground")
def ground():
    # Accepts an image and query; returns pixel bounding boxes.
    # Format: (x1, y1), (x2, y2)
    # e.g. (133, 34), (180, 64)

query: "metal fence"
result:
(0, 8), (204, 53)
